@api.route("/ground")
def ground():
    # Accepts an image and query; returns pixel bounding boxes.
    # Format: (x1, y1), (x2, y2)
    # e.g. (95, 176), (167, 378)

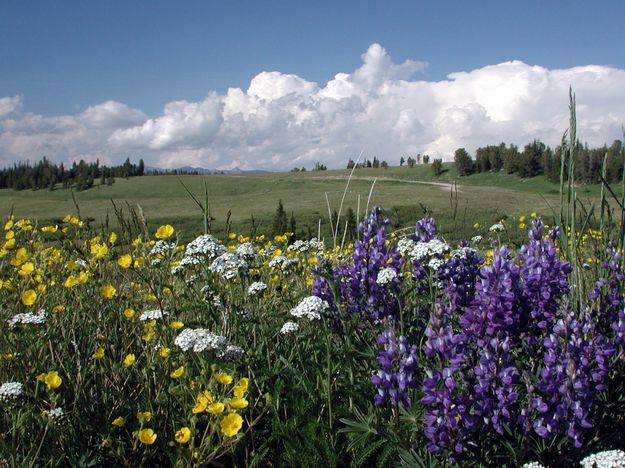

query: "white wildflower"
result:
(280, 321), (299, 334)
(174, 328), (228, 353)
(376, 268), (398, 285)
(0, 382), (23, 402)
(209, 252), (248, 279)
(218, 345), (245, 362)
(7, 309), (46, 328)
(149, 240), (176, 256)
(247, 282), (267, 296)
(520, 463), (546, 468)
(290, 296), (328, 320)
(139, 309), (168, 321)
(185, 234), (226, 259)
(489, 223), (505, 233)
(471, 235), (483, 244)
(287, 239), (324, 253)
(236, 242), (258, 259)
(45, 407), (66, 424)
(581, 449), (625, 468)
(428, 258), (444, 271)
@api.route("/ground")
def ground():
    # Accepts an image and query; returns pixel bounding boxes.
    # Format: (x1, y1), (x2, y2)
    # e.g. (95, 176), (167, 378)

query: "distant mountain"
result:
(145, 165), (270, 174)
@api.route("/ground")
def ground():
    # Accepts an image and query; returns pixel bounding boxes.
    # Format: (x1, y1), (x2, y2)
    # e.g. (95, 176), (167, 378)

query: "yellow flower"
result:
(137, 428), (157, 445)
(159, 347), (171, 359)
(170, 366), (185, 379)
(519, 215), (527, 223)
(4, 218), (13, 230)
(473, 223), (481, 229)
(214, 372), (233, 385)
(232, 378), (249, 397)
(155, 225), (175, 240)
(41, 225), (58, 233)
(518, 223), (526, 230)
(100, 285), (117, 299)
(37, 370), (62, 390)
(53, 305), (65, 313)
(206, 402), (225, 414)
(137, 411), (152, 423)
(108, 232), (117, 245)
(192, 391), (214, 414)
(117, 254), (132, 269)
(11, 247), (28, 266)
(21, 289), (37, 306)
(92, 347), (105, 360)
(18, 262), (34, 276)
(123, 354), (136, 368)
(169, 321), (184, 330)
(175, 427), (192, 444)
(228, 232), (237, 240)
(112, 416), (126, 427)
(90, 242), (108, 260)
(228, 396), (248, 409)
(220, 413), (243, 437)
(123, 308), (135, 318)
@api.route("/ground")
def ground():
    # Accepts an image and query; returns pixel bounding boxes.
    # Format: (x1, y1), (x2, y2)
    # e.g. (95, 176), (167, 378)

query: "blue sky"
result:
(1, 1), (625, 169)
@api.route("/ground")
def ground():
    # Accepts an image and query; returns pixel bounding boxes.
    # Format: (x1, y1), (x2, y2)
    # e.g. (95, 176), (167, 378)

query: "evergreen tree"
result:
(272, 200), (288, 236)
(431, 158), (443, 176)
(400, 156), (405, 166)
(454, 148), (474, 176)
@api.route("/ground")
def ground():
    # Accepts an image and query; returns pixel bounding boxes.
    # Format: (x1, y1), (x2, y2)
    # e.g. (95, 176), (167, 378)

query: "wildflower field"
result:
(3, 108), (625, 467)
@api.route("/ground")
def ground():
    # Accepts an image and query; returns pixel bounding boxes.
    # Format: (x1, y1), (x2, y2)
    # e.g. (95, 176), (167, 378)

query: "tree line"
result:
(0, 157), (145, 191)
(453, 139), (624, 183)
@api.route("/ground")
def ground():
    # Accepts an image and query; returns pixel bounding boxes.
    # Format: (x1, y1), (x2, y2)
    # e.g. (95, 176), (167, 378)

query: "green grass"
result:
(0, 163), (615, 243)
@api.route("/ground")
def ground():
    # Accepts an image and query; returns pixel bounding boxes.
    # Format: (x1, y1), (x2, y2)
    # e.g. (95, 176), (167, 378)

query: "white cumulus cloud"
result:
(1, 43), (625, 170)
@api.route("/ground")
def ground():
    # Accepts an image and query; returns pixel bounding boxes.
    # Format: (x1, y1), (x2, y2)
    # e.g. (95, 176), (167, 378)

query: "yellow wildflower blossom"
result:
(112, 416), (126, 427)
(220, 413), (243, 437)
(100, 285), (116, 299)
(137, 428), (157, 445)
(214, 372), (233, 385)
(123, 354), (136, 368)
(117, 254), (132, 269)
(155, 225), (174, 239)
(206, 402), (225, 414)
(92, 348), (105, 360)
(21, 289), (37, 306)
(37, 370), (62, 390)
(170, 366), (185, 379)
(175, 427), (192, 444)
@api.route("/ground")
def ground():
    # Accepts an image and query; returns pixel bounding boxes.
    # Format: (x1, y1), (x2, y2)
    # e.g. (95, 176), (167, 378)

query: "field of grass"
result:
(1, 163), (611, 243)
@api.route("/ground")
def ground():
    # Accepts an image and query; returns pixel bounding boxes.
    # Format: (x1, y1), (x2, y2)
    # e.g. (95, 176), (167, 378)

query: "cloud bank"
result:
(1, 43), (625, 170)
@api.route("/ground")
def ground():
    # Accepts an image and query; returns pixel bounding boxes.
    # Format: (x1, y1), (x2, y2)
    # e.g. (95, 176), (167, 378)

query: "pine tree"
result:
(272, 200), (288, 236)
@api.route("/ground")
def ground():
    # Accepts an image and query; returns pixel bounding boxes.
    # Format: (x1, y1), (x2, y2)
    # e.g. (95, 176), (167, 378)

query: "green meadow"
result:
(0, 163), (613, 242)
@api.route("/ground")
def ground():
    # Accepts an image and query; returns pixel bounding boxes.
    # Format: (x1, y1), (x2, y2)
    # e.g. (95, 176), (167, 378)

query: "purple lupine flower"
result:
(518, 217), (571, 336)
(532, 307), (614, 448)
(371, 326), (419, 406)
(312, 207), (404, 323)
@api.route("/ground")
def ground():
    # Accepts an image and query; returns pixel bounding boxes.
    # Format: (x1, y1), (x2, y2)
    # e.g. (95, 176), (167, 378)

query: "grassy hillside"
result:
(0, 163), (615, 242)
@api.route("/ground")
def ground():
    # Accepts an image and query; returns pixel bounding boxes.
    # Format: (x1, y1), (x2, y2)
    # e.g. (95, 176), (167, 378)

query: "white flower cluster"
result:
(185, 234), (226, 259)
(376, 267), (398, 285)
(174, 328), (228, 353)
(236, 242), (258, 259)
(290, 296), (328, 320)
(209, 252), (248, 280)
(581, 449), (625, 468)
(520, 463), (545, 468)
(247, 281), (267, 296)
(399, 238), (449, 263)
(280, 321), (299, 334)
(218, 345), (245, 362)
(450, 246), (477, 259)
(268, 255), (299, 271)
(471, 235), (483, 244)
(139, 309), (168, 321)
(428, 258), (444, 271)
(489, 223), (505, 233)
(45, 407), (66, 424)
(7, 309), (47, 328)
(149, 240), (176, 256)
(287, 239), (325, 253)
(74, 259), (88, 269)
(0, 382), (23, 402)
